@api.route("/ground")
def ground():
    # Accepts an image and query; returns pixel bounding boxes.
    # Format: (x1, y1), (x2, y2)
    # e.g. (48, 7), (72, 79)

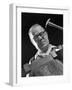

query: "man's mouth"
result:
(41, 40), (48, 47)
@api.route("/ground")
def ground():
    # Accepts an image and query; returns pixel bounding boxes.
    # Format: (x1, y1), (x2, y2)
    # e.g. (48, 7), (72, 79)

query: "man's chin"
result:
(40, 44), (49, 52)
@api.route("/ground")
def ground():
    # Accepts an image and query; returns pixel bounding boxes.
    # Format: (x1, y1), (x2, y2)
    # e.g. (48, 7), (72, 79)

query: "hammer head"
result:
(45, 18), (51, 28)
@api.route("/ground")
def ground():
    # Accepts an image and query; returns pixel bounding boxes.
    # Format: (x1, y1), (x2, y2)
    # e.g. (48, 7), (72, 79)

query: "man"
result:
(24, 24), (63, 76)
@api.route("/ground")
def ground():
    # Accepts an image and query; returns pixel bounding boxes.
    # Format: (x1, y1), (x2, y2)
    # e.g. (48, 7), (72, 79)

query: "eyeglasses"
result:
(33, 31), (47, 40)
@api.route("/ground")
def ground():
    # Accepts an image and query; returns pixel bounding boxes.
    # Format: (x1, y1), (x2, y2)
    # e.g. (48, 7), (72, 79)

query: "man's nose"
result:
(38, 36), (43, 39)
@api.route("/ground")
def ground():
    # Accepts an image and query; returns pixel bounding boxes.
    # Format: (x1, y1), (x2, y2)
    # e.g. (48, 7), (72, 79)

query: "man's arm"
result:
(23, 56), (35, 77)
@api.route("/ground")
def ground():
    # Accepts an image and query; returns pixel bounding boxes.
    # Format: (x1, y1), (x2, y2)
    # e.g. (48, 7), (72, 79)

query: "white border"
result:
(9, 4), (70, 86)
(9, 4), (17, 86)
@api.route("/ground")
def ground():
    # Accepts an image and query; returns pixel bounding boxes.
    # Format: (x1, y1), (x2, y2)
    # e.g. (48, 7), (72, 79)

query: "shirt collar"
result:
(35, 44), (56, 59)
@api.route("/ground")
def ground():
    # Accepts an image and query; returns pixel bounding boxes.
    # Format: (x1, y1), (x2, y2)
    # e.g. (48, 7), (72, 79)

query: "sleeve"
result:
(23, 57), (35, 76)
(46, 59), (63, 75)
(55, 59), (63, 72)
(23, 63), (31, 74)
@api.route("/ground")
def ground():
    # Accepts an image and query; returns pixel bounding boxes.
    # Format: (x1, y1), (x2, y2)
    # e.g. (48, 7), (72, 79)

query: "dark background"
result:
(21, 12), (63, 71)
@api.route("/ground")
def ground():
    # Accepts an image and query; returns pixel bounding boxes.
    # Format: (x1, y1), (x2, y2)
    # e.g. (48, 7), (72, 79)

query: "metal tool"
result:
(45, 18), (63, 30)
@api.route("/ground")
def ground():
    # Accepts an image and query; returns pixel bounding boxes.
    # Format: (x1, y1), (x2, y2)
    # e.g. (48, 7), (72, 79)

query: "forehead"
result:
(31, 25), (45, 36)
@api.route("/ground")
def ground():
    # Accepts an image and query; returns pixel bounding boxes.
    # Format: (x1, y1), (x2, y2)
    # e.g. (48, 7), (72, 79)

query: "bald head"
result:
(29, 24), (45, 36)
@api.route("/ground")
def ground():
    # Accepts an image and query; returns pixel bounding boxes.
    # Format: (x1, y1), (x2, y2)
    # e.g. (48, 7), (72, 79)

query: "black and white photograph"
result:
(0, 0), (71, 89)
(9, 4), (70, 86)
(21, 12), (63, 77)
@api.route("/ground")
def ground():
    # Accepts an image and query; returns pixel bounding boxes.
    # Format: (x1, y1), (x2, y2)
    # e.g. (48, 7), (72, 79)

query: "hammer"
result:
(45, 18), (63, 30)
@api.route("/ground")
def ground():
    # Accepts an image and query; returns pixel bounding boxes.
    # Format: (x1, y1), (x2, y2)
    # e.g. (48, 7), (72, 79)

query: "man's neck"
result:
(35, 44), (57, 59)
(37, 44), (52, 56)
(40, 45), (49, 53)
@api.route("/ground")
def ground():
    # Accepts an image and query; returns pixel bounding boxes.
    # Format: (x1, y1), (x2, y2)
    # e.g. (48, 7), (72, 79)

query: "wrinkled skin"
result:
(32, 25), (49, 53)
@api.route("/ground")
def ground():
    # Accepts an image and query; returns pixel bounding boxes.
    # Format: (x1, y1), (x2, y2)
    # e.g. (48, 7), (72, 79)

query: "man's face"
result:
(32, 26), (49, 52)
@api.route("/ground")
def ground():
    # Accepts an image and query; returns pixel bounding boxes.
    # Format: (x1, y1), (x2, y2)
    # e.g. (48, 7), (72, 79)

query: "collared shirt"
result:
(35, 44), (57, 59)
(26, 44), (63, 77)
(29, 44), (58, 64)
